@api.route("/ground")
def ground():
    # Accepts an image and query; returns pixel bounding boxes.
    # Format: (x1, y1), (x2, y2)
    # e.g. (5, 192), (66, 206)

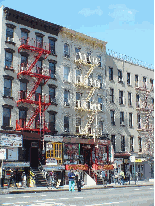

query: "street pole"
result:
(134, 161), (136, 185)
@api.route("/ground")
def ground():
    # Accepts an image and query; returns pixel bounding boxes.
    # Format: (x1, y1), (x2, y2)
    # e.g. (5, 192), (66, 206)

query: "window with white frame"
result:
(137, 114), (141, 129)
(128, 92), (132, 106)
(98, 75), (103, 89)
(76, 69), (81, 83)
(130, 136), (134, 152)
(76, 117), (81, 133)
(110, 110), (115, 125)
(76, 92), (81, 108)
(49, 87), (56, 104)
(49, 61), (56, 79)
(110, 88), (114, 103)
(4, 78), (12, 97)
(138, 137), (142, 152)
(127, 73), (131, 85)
(64, 43), (70, 57)
(121, 136), (125, 151)
(5, 51), (13, 68)
(64, 90), (70, 106)
(64, 116), (69, 132)
(118, 70), (123, 82)
(135, 75), (139, 87)
(120, 112), (124, 125)
(129, 113), (133, 128)
(119, 91), (123, 104)
(3, 107), (11, 127)
(64, 66), (70, 81)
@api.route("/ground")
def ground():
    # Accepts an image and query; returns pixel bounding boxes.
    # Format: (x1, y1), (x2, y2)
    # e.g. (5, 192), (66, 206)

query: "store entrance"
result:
(81, 144), (93, 168)
(30, 147), (38, 167)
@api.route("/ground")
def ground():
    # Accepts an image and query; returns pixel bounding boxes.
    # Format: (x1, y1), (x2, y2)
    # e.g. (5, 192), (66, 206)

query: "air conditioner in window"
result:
(121, 122), (125, 126)
(64, 102), (70, 106)
(11, 38), (14, 42)
(118, 78), (123, 82)
(7, 37), (11, 41)
(64, 128), (69, 132)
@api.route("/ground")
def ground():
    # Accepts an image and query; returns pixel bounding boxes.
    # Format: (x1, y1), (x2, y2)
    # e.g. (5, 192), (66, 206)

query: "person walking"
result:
(68, 169), (75, 192)
(75, 169), (81, 192)
(101, 169), (105, 186)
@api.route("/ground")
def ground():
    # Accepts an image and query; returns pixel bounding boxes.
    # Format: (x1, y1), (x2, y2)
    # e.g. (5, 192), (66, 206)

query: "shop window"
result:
(109, 67), (113, 80)
(49, 87), (56, 104)
(3, 107), (11, 127)
(5, 51), (13, 68)
(64, 90), (70, 106)
(21, 31), (28, 45)
(64, 66), (70, 82)
(135, 75), (139, 87)
(118, 70), (123, 82)
(49, 61), (56, 79)
(64, 116), (69, 132)
(4, 78), (12, 97)
(110, 110), (115, 126)
(46, 142), (62, 164)
(64, 43), (70, 57)
(111, 135), (115, 152)
(121, 136), (125, 152)
(127, 73), (131, 85)
(128, 92), (132, 106)
(120, 112), (124, 125)
(129, 113), (133, 128)
(130, 136), (134, 152)
(119, 91), (123, 105)
(110, 88), (114, 103)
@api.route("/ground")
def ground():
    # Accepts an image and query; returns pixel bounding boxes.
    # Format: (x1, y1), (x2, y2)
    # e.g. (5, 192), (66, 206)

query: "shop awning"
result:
(42, 165), (65, 171)
(3, 162), (30, 168)
(114, 152), (131, 158)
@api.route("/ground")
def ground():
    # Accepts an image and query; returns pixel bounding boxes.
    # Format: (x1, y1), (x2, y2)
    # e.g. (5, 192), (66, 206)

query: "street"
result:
(0, 186), (154, 206)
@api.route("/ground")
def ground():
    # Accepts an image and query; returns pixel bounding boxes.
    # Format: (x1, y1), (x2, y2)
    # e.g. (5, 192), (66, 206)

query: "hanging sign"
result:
(0, 134), (22, 147)
(44, 135), (63, 142)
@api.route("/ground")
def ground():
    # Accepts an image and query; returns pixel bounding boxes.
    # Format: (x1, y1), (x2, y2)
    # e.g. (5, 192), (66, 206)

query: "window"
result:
(111, 135), (115, 152)
(35, 114), (40, 129)
(76, 69), (81, 83)
(136, 94), (140, 108)
(135, 75), (139, 87)
(151, 98), (154, 105)
(6, 24), (15, 42)
(127, 73), (131, 85)
(129, 113), (133, 128)
(98, 97), (103, 110)
(64, 116), (69, 132)
(4, 78), (12, 97)
(97, 56), (101, 67)
(64, 90), (70, 106)
(138, 137), (142, 152)
(119, 91), (123, 104)
(46, 142), (62, 164)
(49, 113), (56, 132)
(49, 39), (55, 54)
(87, 51), (91, 63)
(19, 110), (27, 128)
(98, 75), (103, 89)
(5, 51), (13, 68)
(75, 48), (81, 60)
(150, 79), (154, 90)
(49, 87), (56, 103)
(98, 121), (103, 135)
(76, 117), (81, 133)
(121, 136), (125, 152)
(110, 110), (115, 125)
(36, 35), (43, 48)
(120, 112), (124, 125)
(20, 81), (27, 99)
(21, 31), (28, 45)
(143, 77), (147, 88)
(76, 92), (81, 107)
(64, 66), (70, 81)
(21, 55), (28, 68)
(3, 107), (11, 127)
(64, 43), (70, 57)
(35, 85), (42, 101)
(109, 67), (113, 80)
(128, 92), (132, 106)
(118, 70), (123, 82)
(137, 114), (141, 129)
(49, 62), (56, 79)
(130, 136), (134, 152)
(36, 60), (42, 74)
(110, 88), (114, 103)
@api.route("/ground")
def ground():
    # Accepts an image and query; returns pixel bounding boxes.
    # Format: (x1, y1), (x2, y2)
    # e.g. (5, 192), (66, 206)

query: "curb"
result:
(0, 184), (153, 194)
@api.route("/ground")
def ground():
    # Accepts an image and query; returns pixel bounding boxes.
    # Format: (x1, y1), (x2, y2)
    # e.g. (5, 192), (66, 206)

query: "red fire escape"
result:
(16, 38), (51, 133)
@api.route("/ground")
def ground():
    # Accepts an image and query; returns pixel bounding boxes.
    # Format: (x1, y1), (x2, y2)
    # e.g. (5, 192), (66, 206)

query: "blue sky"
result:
(0, 0), (154, 68)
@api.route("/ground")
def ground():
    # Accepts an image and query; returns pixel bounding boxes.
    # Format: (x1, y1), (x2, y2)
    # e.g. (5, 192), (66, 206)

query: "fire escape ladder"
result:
(86, 87), (96, 102)
(27, 51), (43, 73)
(26, 107), (40, 128)
(26, 77), (43, 100)
(83, 65), (95, 83)
(82, 110), (97, 134)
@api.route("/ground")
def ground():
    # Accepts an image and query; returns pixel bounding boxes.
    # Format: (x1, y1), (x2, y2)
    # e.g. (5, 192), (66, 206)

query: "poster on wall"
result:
(8, 148), (18, 160)
(64, 143), (79, 164)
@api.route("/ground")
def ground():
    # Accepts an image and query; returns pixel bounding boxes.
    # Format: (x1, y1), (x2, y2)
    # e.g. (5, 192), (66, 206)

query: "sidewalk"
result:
(0, 180), (153, 195)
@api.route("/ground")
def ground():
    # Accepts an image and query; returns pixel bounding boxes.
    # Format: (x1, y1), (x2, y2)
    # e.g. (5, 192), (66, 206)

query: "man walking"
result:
(101, 169), (105, 186)
(68, 169), (75, 192)
(75, 169), (81, 192)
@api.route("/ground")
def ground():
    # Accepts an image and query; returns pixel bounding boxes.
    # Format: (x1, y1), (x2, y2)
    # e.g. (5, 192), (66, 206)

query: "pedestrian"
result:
(119, 170), (125, 185)
(22, 172), (27, 187)
(105, 171), (108, 186)
(75, 169), (81, 192)
(101, 169), (105, 186)
(126, 171), (131, 185)
(68, 169), (75, 192)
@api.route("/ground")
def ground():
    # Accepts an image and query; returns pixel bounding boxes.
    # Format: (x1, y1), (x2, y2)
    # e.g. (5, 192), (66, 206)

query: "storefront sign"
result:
(46, 158), (57, 165)
(0, 149), (6, 160)
(3, 162), (30, 168)
(97, 139), (110, 145)
(43, 165), (65, 171)
(0, 134), (22, 147)
(44, 135), (63, 142)
(135, 159), (142, 163)
(65, 164), (88, 170)
(130, 156), (135, 162)
(92, 164), (114, 170)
